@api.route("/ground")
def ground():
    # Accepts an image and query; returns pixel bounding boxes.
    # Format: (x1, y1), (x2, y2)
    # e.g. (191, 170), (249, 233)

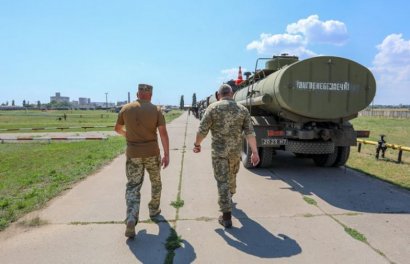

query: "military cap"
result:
(138, 84), (153, 92)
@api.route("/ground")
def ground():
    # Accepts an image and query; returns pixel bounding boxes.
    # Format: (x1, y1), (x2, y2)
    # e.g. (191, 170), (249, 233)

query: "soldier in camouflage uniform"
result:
(115, 83), (169, 238)
(193, 84), (260, 228)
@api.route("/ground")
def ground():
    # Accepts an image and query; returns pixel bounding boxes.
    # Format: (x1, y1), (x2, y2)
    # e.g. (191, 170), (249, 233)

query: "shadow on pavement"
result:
(253, 151), (410, 214)
(215, 205), (301, 258)
(126, 215), (196, 263)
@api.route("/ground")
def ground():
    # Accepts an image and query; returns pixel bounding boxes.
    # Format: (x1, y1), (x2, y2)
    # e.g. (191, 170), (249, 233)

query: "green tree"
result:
(22, 100), (26, 107)
(12, 100), (15, 106)
(37, 101), (41, 108)
(179, 95), (184, 110)
(47, 101), (73, 109)
(192, 93), (197, 107)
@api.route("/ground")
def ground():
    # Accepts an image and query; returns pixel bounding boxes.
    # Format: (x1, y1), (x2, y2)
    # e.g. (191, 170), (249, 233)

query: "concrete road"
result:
(1, 111), (409, 263)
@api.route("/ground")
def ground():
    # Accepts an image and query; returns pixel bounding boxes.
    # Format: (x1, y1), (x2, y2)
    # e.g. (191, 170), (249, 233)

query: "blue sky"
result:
(1, 0), (409, 106)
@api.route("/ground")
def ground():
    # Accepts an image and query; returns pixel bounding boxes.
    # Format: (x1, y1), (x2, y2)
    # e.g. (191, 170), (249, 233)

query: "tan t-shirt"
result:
(116, 99), (166, 158)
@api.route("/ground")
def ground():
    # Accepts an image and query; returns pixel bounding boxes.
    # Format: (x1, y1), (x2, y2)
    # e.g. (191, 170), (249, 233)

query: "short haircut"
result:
(218, 84), (232, 97)
(138, 84), (153, 93)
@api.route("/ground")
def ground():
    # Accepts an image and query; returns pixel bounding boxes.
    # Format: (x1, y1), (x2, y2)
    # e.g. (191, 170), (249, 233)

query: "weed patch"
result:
(303, 196), (317, 206)
(165, 228), (183, 263)
(18, 217), (48, 227)
(303, 213), (314, 217)
(170, 198), (184, 209)
(344, 226), (367, 242)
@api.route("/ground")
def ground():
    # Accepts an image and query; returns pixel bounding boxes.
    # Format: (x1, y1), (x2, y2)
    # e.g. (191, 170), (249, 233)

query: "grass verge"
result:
(348, 116), (410, 190)
(0, 136), (125, 231)
(0, 110), (183, 231)
(0, 109), (183, 133)
(347, 149), (410, 190)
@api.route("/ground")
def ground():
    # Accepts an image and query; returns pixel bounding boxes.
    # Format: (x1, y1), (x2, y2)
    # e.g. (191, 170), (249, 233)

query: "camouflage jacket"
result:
(198, 99), (255, 158)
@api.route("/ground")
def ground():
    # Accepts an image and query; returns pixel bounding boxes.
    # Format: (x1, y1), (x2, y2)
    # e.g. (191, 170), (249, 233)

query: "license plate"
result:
(261, 138), (287, 146)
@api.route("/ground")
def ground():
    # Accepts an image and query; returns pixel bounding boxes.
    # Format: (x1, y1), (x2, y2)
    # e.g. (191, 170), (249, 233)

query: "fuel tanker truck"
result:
(204, 54), (376, 168)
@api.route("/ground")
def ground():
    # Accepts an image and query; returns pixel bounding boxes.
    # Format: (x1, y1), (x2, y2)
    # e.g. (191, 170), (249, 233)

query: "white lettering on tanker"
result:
(294, 81), (358, 91)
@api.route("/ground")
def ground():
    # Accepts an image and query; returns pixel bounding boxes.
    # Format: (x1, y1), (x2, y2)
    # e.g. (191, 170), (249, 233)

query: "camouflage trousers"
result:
(125, 155), (162, 221)
(212, 156), (240, 213)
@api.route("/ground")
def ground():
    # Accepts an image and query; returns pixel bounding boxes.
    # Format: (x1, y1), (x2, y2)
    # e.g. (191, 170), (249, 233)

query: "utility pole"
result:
(105, 92), (108, 111)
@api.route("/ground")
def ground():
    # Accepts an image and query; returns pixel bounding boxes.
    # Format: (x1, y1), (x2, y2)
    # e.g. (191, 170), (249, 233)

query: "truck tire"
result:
(241, 138), (253, 169)
(259, 147), (273, 168)
(312, 149), (338, 167)
(332, 146), (350, 167)
(286, 140), (334, 154)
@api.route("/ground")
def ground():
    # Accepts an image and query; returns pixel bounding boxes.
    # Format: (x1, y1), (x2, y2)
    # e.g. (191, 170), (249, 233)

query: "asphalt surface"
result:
(1, 112), (409, 263)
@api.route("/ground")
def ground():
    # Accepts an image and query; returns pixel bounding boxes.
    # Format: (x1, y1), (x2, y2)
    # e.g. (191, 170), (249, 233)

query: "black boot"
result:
(125, 217), (138, 238)
(218, 212), (232, 228)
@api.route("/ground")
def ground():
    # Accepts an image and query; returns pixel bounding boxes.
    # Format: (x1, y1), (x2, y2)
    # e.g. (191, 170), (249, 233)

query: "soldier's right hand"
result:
(193, 144), (201, 153)
(251, 152), (260, 166)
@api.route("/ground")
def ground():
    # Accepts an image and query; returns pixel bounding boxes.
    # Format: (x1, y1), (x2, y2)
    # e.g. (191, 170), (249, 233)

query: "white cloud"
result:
(372, 34), (410, 104)
(246, 33), (305, 54)
(219, 67), (248, 82)
(286, 15), (348, 45)
(246, 15), (348, 58)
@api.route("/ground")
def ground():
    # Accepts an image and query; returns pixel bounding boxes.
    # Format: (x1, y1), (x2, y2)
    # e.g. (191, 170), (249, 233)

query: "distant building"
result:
(79, 97), (90, 105)
(50, 92), (70, 103)
(117, 101), (127, 106)
(93, 102), (115, 108)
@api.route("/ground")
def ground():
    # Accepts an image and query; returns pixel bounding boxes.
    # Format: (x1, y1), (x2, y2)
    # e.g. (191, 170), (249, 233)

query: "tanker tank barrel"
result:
(233, 55), (376, 121)
(236, 94), (273, 106)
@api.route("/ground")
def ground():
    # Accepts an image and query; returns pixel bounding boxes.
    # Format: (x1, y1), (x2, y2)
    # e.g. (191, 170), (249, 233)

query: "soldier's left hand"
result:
(162, 155), (169, 169)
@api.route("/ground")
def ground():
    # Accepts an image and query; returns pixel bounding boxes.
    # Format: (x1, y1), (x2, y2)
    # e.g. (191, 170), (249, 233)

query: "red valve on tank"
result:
(235, 66), (243, 85)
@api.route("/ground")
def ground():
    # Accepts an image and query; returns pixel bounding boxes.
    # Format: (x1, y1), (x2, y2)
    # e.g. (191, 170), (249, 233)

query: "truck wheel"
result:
(332, 146), (350, 167)
(312, 149), (338, 167)
(259, 147), (273, 168)
(241, 139), (254, 169)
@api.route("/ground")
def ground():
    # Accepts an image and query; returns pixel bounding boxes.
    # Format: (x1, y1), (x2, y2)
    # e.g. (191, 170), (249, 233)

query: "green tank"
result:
(212, 54), (376, 168)
(233, 55), (375, 122)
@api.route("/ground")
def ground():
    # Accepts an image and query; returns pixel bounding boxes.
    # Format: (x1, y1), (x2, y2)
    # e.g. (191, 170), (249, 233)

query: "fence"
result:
(359, 110), (410, 119)
(357, 139), (410, 163)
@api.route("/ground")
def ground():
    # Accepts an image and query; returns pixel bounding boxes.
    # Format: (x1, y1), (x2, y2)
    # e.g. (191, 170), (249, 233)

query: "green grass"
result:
(0, 110), (118, 132)
(303, 196), (317, 206)
(0, 137), (126, 230)
(170, 198), (185, 209)
(165, 228), (183, 264)
(348, 116), (410, 190)
(0, 109), (183, 133)
(0, 110), (183, 231)
(351, 116), (410, 146)
(344, 226), (367, 242)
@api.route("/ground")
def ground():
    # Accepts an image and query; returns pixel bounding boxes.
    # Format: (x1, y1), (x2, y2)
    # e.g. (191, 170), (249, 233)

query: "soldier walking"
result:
(115, 84), (170, 238)
(193, 84), (259, 228)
